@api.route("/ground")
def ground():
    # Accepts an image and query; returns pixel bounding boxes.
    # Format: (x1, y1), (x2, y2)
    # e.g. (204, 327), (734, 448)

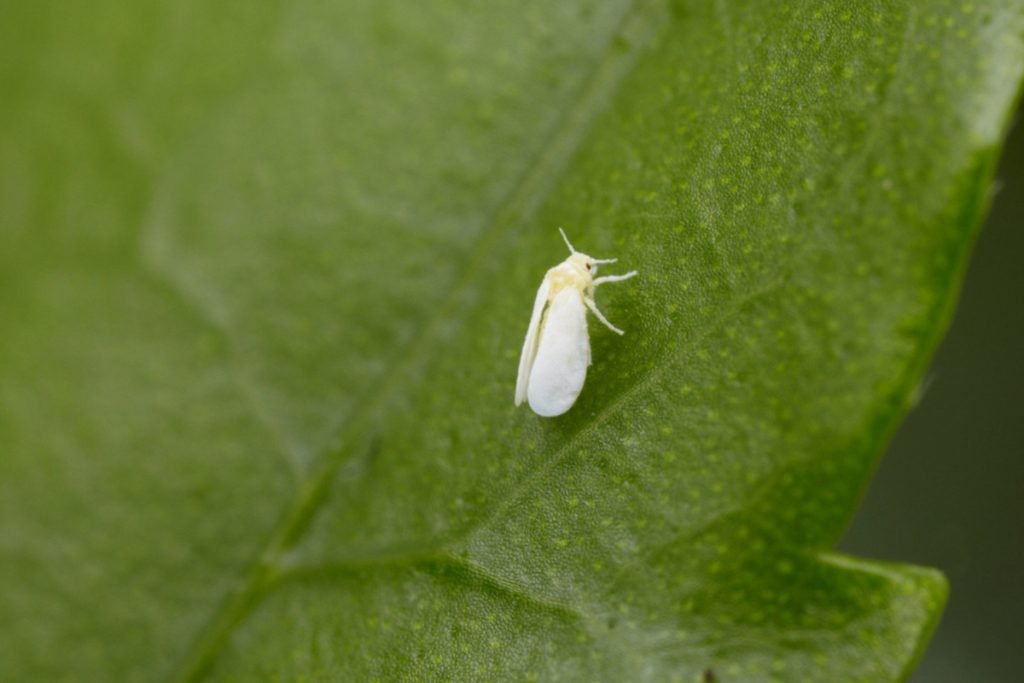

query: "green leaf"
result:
(2, 0), (1021, 681)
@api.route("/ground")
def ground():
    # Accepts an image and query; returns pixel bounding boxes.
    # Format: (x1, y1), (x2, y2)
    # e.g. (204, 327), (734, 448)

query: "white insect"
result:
(515, 229), (637, 417)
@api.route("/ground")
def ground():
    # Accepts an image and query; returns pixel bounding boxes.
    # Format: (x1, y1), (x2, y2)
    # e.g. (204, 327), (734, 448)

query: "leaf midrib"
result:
(166, 1), (670, 680)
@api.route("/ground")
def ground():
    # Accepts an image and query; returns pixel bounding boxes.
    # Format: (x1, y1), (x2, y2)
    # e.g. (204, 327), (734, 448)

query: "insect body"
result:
(515, 229), (637, 417)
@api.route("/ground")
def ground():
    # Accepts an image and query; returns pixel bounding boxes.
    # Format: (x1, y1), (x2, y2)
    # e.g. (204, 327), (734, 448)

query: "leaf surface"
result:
(1, 1), (1022, 681)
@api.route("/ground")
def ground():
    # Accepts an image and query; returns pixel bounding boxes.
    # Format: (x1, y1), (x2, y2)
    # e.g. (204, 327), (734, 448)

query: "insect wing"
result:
(527, 287), (590, 417)
(515, 278), (550, 405)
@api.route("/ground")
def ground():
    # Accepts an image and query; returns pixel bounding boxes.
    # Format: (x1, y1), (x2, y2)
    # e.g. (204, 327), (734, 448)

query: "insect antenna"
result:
(558, 227), (577, 254)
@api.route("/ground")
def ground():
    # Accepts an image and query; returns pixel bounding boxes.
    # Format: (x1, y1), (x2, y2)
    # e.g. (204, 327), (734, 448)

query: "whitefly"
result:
(515, 229), (637, 417)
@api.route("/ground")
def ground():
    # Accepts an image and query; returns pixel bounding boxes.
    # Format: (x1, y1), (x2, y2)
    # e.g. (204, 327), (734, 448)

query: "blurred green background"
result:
(841, 109), (1024, 682)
